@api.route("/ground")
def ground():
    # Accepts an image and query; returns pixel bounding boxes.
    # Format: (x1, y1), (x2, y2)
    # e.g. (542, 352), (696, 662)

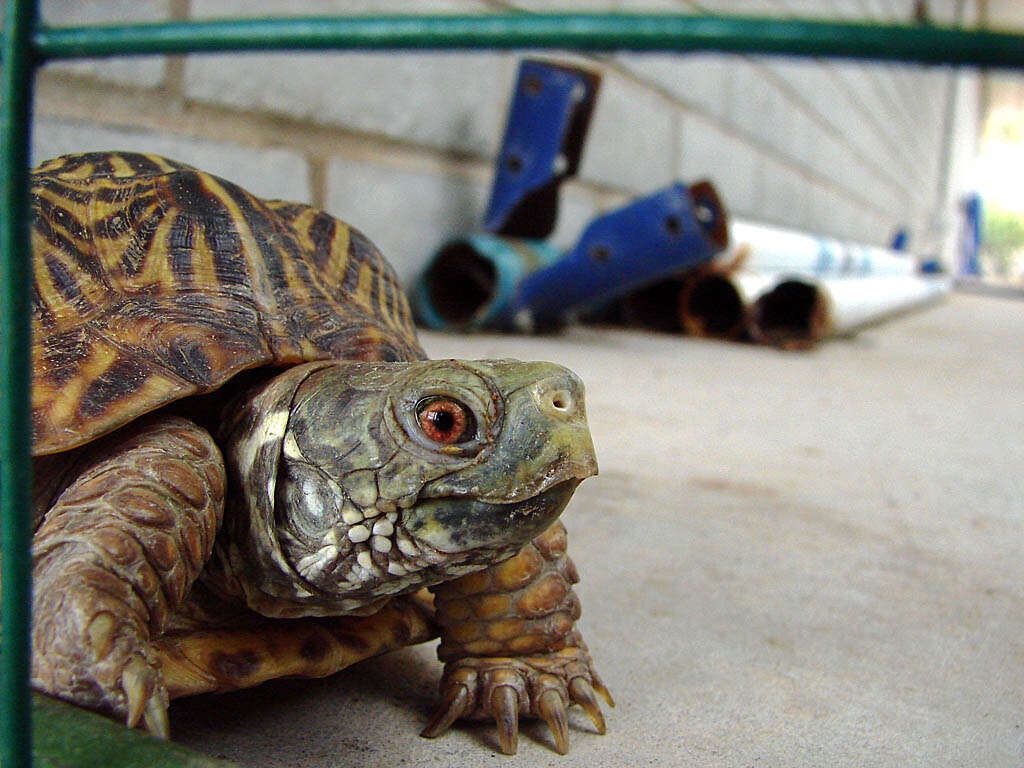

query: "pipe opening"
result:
(424, 242), (497, 327)
(688, 181), (729, 251)
(680, 273), (744, 338)
(752, 280), (824, 348)
(619, 279), (687, 332)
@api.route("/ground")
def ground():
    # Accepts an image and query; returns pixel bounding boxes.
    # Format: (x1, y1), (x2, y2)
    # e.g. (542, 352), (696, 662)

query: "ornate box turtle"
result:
(27, 152), (611, 756)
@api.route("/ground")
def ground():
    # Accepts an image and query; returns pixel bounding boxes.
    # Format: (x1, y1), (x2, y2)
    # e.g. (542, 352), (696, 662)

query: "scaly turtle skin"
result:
(28, 152), (611, 756)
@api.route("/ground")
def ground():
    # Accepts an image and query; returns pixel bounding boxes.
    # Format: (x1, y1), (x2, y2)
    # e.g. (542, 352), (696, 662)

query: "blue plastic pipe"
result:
(414, 181), (727, 331)
(484, 59), (600, 238)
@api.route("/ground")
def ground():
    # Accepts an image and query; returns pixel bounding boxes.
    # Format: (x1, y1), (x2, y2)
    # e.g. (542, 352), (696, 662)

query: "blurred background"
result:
(17, 5), (1024, 765)
(27, 0), (1024, 290)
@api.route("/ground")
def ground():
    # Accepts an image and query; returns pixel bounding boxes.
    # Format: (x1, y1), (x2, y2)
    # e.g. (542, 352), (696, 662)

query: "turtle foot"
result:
(421, 645), (612, 755)
(31, 542), (173, 739)
(33, 599), (171, 741)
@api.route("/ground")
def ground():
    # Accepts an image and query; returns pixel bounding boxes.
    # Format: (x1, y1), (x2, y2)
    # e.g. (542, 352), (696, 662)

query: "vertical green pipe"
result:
(1, 0), (37, 766)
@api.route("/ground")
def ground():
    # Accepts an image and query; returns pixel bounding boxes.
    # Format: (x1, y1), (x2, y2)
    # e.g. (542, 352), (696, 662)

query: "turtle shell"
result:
(30, 151), (425, 456)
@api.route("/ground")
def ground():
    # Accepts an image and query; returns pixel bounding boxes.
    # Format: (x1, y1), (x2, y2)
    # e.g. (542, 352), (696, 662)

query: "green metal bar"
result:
(30, 13), (1024, 68)
(0, 0), (37, 765)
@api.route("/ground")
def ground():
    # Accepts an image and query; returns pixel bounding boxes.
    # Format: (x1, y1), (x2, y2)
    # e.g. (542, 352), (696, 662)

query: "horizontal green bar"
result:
(30, 13), (1024, 69)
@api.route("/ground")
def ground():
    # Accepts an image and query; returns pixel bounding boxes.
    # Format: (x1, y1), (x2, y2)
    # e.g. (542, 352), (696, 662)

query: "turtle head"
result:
(217, 359), (596, 617)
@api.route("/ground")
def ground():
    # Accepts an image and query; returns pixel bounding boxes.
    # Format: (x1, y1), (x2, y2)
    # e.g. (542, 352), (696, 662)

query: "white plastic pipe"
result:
(732, 270), (786, 304)
(747, 273), (951, 348)
(815, 274), (951, 333)
(636, 224), (944, 346)
(729, 220), (918, 278)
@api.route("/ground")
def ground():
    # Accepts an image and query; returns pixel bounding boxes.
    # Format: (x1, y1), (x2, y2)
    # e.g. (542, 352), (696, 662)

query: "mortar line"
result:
(489, 0), (911, 225)
(34, 69), (624, 201)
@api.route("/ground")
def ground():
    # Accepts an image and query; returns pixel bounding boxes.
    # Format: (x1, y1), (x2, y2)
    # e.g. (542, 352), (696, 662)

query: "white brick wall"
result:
(40, 0), (169, 87)
(33, 118), (312, 203)
(29, 0), (980, 277)
(187, 0), (509, 158)
(678, 114), (762, 217)
(325, 156), (491, 286)
(578, 72), (680, 192)
(185, 49), (512, 157)
(550, 185), (603, 254)
(624, 54), (735, 121)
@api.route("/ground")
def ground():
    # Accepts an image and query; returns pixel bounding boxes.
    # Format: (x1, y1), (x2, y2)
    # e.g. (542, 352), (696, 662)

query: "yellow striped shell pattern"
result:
(30, 152), (424, 456)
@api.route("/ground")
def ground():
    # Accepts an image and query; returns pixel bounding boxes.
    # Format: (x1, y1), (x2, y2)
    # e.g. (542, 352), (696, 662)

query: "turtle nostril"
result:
(528, 368), (585, 421)
(532, 383), (575, 418)
(550, 391), (571, 412)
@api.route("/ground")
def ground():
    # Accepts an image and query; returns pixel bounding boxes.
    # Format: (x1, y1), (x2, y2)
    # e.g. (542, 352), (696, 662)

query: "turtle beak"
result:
(486, 364), (598, 503)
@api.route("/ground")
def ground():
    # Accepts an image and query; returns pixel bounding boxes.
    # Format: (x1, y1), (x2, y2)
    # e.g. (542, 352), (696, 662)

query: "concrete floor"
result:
(171, 292), (1023, 767)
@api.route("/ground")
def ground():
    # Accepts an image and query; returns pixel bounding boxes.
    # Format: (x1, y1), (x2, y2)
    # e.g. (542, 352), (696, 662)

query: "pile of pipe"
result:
(613, 220), (951, 350)
(411, 60), (734, 333)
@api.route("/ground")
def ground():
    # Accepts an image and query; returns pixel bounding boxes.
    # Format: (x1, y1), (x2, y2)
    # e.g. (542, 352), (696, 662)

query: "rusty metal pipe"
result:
(671, 266), (949, 348)
(617, 247), (756, 338)
(615, 265), (773, 340)
(650, 221), (940, 345)
(675, 267), (784, 339)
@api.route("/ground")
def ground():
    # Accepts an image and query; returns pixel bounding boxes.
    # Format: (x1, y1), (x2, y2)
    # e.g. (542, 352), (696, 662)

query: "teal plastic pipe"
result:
(30, 13), (1024, 69)
(1, 0), (38, 765)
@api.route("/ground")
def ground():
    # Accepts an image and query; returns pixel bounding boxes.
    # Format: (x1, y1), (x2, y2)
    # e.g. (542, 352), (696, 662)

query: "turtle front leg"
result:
(423, 522), (612, 755)
(31, 416), (225, 737)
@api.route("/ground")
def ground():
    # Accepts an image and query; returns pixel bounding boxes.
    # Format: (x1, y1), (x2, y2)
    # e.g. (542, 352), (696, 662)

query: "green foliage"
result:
(981, 203), (1024, 277)
(33, 693), (236, 768)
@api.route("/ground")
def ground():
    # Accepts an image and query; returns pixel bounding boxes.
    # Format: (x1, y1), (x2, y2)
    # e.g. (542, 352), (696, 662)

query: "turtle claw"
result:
(121, 655), (169, 739)
(537, 690), (569, 755)
(589, 670), (615, 708)
(142, 697), (170, 740)
(123, 659), (152, 729)
(491, 686), (520, 755)
(569, 677), (606, 735)
(420, 684), (471, 739)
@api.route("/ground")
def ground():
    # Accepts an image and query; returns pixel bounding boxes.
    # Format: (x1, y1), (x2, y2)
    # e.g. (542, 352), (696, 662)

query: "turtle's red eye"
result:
(416, 397), (476, 444)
